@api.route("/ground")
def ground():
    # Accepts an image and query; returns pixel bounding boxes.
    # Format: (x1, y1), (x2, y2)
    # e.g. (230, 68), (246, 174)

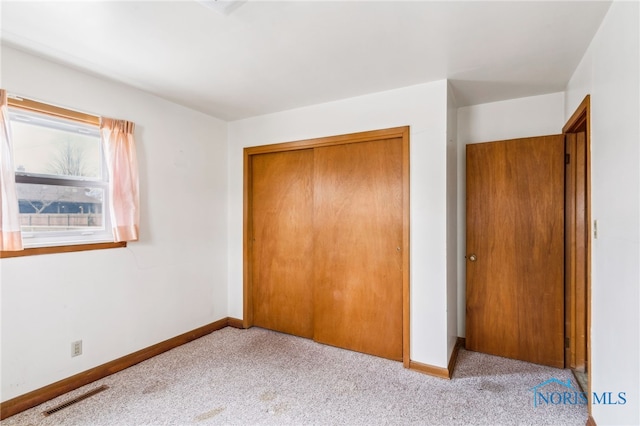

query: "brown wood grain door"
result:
(251, 149), (314, 338)
(313, 138), (403, 361)
(565, 132), (588, 371)
(466, 135), (565, 368)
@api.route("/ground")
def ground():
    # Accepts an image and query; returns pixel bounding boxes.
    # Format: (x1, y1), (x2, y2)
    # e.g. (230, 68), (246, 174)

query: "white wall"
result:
(565, 1), (639, 424)
(0, 46), (229, 401)
(446, 82), (458, 357)
(457, 92), (566, 145)
(456, 92), (566, 336)
(228, 80), (453, 368)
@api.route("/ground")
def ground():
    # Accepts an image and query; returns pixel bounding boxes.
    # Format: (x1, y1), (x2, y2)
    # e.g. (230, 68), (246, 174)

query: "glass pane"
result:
(10, 110), (102, 179)
(17, 183), (105, 232)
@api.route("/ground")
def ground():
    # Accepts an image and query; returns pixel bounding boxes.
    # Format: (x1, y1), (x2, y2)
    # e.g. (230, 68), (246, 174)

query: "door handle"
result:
(468, 254), (477, 262)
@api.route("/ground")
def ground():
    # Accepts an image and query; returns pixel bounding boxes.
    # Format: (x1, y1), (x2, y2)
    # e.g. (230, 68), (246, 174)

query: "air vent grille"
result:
(43, 385), (109, 416)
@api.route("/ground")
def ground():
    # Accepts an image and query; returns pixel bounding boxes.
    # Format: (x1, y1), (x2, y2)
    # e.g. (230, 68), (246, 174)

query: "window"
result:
(7, 98), (115, 248)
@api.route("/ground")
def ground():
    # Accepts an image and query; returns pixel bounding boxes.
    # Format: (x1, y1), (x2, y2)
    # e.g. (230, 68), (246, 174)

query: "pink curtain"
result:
(100, 118), (139, 242)
(0, 89), (23, 251)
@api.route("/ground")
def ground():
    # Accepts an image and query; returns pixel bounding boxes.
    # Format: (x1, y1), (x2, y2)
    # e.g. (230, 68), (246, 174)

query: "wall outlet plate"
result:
(71, 340), (82, 357)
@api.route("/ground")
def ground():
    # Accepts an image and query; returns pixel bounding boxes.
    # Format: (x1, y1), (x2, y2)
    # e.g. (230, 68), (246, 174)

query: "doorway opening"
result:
(563, 95), (591, 400)
(464, 95), (592, 378)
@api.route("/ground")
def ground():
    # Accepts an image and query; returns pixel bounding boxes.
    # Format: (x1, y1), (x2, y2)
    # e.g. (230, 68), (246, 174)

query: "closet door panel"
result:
(313, 138), (403, 360)
(251, 149), (314, 338)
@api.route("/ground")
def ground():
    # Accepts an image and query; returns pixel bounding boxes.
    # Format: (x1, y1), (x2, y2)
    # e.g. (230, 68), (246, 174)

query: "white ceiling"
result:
(1, 1), (612, 121)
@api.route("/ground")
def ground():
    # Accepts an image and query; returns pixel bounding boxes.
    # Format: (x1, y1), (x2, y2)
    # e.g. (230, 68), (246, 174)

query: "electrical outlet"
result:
(71, 340), (82, 357)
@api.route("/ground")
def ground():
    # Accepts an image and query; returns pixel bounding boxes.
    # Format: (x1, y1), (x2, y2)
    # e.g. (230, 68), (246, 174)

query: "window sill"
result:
(0, 241), (126, 258)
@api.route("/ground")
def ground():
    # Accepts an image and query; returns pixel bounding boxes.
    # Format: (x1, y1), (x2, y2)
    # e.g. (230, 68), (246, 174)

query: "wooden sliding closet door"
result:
(313, 138), (403, 361)
(251, 149), (314, 338)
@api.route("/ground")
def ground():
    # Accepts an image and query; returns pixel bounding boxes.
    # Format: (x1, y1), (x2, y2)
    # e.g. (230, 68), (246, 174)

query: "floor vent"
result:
(43, 385), (109, 416)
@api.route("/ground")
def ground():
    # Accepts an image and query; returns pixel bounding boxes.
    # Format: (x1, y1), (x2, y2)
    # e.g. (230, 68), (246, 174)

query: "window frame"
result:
(0, 96), (126, 258)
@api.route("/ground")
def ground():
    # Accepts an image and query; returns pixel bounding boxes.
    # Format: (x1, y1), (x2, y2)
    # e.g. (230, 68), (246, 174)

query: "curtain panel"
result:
(0, 89), (24, 251)
(100, 118), (140, 242)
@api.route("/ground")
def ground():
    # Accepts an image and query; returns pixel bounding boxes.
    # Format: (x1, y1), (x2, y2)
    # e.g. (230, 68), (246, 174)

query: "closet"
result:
(244, 127), (410, 362)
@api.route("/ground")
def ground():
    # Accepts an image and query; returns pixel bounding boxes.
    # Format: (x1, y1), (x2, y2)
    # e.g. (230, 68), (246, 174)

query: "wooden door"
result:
(313, 138), (403, 361)
(565, 132), (588, 371)
(251, 149), (314, 338)
(245, 126), (409, 363)
(466, 135), (565, 368)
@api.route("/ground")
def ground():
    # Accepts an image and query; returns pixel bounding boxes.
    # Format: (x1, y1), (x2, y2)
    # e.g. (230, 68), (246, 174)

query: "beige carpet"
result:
(1, 327), (588, 425)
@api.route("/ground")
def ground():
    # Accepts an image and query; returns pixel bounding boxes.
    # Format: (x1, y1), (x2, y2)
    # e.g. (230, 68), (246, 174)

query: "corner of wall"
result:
(446, 80), (460, 358)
